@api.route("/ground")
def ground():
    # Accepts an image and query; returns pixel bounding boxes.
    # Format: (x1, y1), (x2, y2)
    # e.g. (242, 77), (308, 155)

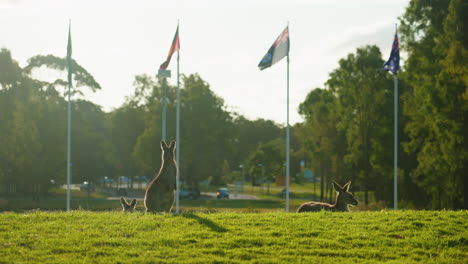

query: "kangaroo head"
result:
(333, 181), (358, 207)
(160, 140), (176, 163)
(120, 197), (137, 212)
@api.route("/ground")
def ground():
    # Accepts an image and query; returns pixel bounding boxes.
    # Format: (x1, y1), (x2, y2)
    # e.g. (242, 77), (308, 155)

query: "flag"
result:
(258, 26), (289, 70)
(383, 32), (399, 74)
(160, 25), (180, 70)
(67, 23), (72, 86)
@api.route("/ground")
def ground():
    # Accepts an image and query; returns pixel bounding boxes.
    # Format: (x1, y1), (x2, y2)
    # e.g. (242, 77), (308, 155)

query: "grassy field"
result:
(0, 198), (310, 213)
(0, 210), (466, 263)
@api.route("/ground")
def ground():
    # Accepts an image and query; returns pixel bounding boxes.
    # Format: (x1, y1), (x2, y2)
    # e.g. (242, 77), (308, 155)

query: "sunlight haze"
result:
(0, 0), (408, 124)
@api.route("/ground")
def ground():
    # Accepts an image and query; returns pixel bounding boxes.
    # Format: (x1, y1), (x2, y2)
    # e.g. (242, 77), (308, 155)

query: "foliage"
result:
(108, 103), (146, 184)
(24, 54), (101, 96)
(299, 46), (394, 205)
(0, 211), (466, 263)
(399, 0), (468, 209)
(0, 48), (105, 196)
(245, 138), (285, 185)
(132, 74), (235, 186)
(298, 88), (347, 201)
(1, 0), (467, 210)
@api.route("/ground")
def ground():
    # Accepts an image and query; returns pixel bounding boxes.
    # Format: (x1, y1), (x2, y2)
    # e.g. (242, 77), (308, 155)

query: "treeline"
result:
(0, 49), (295, 200)
(297, 0), (467, 209)
(0, 0), (466, 209)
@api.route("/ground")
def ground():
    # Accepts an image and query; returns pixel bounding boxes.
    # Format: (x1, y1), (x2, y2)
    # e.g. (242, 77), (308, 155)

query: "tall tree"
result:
(299, 88), (347, 201)
(245, 138), (285, 187)
(0, 49), (104, 198)
(133, 74), (233, 186)
(108, 102), (146, 187)
(326, 45), (393, 205)
(400, 0), (468, 209)
(230, 116), (282, 170)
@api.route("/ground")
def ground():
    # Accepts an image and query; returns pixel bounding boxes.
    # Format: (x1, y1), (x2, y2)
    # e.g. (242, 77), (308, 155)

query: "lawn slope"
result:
(0, 210), (466, 263)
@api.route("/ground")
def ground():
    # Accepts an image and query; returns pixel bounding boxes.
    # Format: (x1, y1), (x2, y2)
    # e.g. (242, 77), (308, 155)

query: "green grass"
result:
(180, 199), (303, 212)
(0, 210), (466, 263)
(0, 196), (309, 212)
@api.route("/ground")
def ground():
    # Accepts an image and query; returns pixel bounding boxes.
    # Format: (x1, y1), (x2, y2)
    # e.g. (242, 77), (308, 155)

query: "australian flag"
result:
(258, 27), (289, 70)
(383, 32), (399, 74)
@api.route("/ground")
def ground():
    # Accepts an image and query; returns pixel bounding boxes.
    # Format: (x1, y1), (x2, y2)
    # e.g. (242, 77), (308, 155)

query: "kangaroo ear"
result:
(332, 181), (343, 192)
(120, 197), (129, 207)
(169, 141), (176, 150)
(343, 181), (351, 192)
(160, 141), (169, 150)
(130, 199), (137, 208)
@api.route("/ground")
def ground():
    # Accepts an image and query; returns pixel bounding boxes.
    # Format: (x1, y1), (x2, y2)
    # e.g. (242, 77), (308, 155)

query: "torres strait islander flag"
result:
(258, 26), (290, 70)
(160, 25), (180, 70)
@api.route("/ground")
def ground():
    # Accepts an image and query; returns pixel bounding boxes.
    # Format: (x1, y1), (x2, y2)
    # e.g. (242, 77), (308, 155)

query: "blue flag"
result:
(383, 32), (399, 74)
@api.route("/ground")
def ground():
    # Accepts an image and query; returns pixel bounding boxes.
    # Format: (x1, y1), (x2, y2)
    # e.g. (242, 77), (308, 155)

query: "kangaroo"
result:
(120, 197), (137, 212)
(144, 140), (177, 213)
(296, 181), (358, 212)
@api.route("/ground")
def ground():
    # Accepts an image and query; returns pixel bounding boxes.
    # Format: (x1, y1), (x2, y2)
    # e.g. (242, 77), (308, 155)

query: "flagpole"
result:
(393, 73), (398, 210)
(175, 21), (181, 214)
(162, 77), (167, 141)
(285, 26), (290, 212)
(66, 20), (72, 212)
(393, 24), (398, 211)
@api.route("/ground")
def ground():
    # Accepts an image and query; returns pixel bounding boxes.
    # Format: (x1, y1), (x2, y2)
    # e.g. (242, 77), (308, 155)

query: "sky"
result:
(0, 0), (409, 125)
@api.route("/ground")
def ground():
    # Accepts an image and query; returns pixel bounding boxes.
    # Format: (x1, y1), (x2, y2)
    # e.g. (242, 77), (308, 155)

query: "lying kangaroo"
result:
(296, 181), (358, 212)
(120, 197), (137, 212)
(144, 140), (177, 213)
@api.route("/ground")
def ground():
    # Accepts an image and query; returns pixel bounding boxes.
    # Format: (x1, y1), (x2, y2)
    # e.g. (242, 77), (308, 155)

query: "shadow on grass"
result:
(180, 213), (228, 233)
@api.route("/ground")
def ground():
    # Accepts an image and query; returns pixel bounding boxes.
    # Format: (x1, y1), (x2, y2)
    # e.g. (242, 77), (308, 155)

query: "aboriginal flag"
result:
(160, 25), (180, 70)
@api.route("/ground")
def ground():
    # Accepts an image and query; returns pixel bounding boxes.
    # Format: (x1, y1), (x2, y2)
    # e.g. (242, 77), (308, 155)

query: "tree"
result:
(132, 75), (177, 176)
(133, 74), (233, 186)
(70, 100), (113, 184)
(108, 102), (146, 188)
(0, 49), (43, 197)
(179, 74), (233, 185)
(230, 116), (282, 170)
(400, 0), (468, 209)
(0, 48), (104, 199)
(322, 46), (393, 205)
(24, 54), (101, 96)
(245, 138), (285, 187)
(299, 88), (347, 201)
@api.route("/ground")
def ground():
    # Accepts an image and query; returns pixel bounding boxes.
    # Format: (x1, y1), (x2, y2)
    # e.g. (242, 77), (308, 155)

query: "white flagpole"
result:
(66, 20), (72, 212)
(162, 77), (167, 141)
(175, 21), (181, 214)
(285, 25), (290, 212)
(393, 24), (398, 211)
(394, 73), (398, 210)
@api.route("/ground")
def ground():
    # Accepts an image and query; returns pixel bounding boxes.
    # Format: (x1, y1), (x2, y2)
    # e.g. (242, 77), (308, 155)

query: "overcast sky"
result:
(0, 0), (408, 125)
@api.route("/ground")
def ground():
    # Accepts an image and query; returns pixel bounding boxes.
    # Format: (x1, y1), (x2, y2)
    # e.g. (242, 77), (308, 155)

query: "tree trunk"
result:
(438, 182), (442, 210)
(320, 163), (324, 201)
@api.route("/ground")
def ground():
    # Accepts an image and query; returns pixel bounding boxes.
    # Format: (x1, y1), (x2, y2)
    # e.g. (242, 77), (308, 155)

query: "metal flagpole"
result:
(66, 20), (72, 212)
(285, 44), (290, 213)
(394, 73), (398, 210)
(161, 78), (167, 141)
(175, 21), (181, 214)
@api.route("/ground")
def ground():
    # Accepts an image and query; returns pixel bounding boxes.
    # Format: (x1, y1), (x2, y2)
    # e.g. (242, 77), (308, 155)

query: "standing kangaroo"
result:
(144, 140), (177, 213)
(296, 181), (358, 212)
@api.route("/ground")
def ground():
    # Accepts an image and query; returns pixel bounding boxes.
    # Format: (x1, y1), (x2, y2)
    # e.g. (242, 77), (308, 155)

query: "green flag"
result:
(67, 23), (72, 87)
